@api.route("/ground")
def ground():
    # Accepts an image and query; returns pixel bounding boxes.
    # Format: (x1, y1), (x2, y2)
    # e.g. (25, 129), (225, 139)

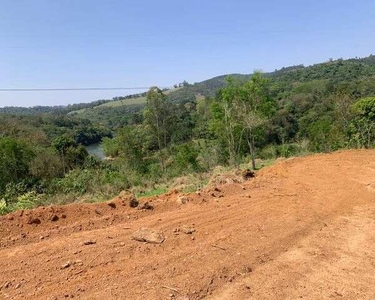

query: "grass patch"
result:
(136, 187), (168, 198)
(68, 88), (181, 115)
(99, 97), (147, 108)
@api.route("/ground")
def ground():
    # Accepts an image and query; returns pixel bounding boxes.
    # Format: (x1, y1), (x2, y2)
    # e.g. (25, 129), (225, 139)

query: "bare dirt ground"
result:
(1, 150), (375, 300)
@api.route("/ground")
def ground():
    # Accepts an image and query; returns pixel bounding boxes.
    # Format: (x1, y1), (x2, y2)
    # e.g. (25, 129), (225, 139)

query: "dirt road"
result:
(1, 150), (375, 299)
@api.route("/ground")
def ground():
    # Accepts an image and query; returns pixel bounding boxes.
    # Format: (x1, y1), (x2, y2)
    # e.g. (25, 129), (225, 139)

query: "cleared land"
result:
(69, 88), (180, 115)
(1, 150), (375, 299)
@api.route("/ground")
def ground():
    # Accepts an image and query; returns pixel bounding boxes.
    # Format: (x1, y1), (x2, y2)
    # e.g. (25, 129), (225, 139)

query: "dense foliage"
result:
(1, 55), (375, 214)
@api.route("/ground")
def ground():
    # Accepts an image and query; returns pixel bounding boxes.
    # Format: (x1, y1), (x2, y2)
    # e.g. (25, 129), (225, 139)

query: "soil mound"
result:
(1, 150), (375, 299)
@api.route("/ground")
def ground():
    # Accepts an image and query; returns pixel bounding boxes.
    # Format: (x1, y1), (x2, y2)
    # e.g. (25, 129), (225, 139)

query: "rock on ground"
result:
(131, 228), (165, 244)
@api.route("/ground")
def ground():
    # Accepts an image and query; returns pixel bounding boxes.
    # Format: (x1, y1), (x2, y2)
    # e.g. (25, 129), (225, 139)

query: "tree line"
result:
(1, 56), (375, 214)
(102, 72), (375, 181)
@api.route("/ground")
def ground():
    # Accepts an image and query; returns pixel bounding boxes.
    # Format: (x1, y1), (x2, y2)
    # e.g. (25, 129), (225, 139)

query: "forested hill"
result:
(0, 99), (111, 116)
(270, 55), (375, 82)
(0, 55), (375, 128)
(2, 54), (375, 215)
(161, 55), (375, 103)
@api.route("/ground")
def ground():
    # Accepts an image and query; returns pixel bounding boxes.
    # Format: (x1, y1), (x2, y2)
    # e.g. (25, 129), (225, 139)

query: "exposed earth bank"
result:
(1, 150), (375, 299)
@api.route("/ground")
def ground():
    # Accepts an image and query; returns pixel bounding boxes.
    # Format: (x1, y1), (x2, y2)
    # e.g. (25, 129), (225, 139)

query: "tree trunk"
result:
(247, 135), (256, 170)
(61, 151), (66, 175)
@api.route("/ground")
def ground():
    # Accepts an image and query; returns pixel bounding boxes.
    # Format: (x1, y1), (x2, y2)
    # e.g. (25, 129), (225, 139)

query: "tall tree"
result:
(52, 135), (88, 173)
(351, 97), (375, 148)
(143, 87), (173, 171)
(238, 72), (275, 169)
(210, 78), (243, 166)
(0, 137), (34, 204)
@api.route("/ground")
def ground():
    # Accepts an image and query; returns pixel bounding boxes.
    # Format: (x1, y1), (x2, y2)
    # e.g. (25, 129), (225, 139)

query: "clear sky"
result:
(1, 0), (374, 107)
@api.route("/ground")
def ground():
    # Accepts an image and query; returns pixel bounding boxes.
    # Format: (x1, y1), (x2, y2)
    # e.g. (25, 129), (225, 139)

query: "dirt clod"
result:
(177, 195), (190, 205)
(82, 240), (96, 246)
(140, 202), (154, 210)
(27, 217), (41, 225)
(181, 226), (195, 234)
(241, 169), (255, 180)
(1, 150), (375, 299)
(50, 215), (59, 222)
(132, 228), (165, 244)
(116, 191), (139, 208)
(61, 262), (71, 269)
(107, 202), (116, 209)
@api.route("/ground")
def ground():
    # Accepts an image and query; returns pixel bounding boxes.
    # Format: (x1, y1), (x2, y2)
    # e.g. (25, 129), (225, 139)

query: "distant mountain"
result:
(168, 55), (375, 104)
(0, 100), (111, 116)
(2, 54), (375, 124)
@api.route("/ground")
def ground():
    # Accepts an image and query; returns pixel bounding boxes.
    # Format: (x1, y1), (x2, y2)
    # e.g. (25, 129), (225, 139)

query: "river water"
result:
(85, 143), (106, 159)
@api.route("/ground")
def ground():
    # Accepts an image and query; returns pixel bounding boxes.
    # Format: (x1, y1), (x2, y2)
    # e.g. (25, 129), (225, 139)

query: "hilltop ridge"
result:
(2, 54), (375, 118)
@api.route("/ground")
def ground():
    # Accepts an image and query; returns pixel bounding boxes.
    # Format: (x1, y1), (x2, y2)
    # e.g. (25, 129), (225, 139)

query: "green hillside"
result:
(4, 55), (375, 123)
(69, 97), (146, 116)
(69, 88), (181, 116)
(2, 54), (375, 214)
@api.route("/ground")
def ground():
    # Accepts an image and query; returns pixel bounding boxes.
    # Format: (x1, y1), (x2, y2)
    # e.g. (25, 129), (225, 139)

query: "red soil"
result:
(1, 150), (375, 299)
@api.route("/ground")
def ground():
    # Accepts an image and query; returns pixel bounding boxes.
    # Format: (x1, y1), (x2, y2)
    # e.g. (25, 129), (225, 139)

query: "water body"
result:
(85, 143), (106, 159)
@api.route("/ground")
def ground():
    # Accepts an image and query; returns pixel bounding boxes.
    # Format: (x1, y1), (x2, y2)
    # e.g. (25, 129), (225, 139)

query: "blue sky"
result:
(1, 0), (375, 107)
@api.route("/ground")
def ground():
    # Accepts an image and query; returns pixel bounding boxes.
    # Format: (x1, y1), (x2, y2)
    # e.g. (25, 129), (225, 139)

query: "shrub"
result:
(0, 137), (34, 197)
(171, 142), (201, 175)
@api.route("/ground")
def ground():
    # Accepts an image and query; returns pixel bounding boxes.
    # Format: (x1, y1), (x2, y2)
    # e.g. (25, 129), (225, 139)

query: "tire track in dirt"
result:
(1, 150), (375, 299)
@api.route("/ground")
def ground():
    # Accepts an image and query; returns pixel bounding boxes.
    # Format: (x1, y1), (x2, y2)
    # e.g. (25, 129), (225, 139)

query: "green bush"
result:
(0, 199), (9, 215)
(0, 137), (34, 197)
(171, 142), (201, 175)
(0, 191), (44, 215)
(12, 191), (42, 211)
(48, 162), (130, 203)
(259, 144), (278, 159)
(260, 142), (310, 159)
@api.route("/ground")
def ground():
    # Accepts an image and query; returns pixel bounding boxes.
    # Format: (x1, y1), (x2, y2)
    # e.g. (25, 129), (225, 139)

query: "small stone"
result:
(243, 266), (253, 273)
(176, 195), (190, 205)
(242, 169), (255, 180)
(27, 217), (41, 225)
(117, 191), (139, 208)
(82, 240), (96, 246)
(181, 226), (195, 234)
(50, 215), (59, 222)
(140, 202), (154, 210)
(108, 202), (116, 209)
(74, 260), (83, 266)
(132, 228), (165, 244)
(61, 261), (71, 269)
